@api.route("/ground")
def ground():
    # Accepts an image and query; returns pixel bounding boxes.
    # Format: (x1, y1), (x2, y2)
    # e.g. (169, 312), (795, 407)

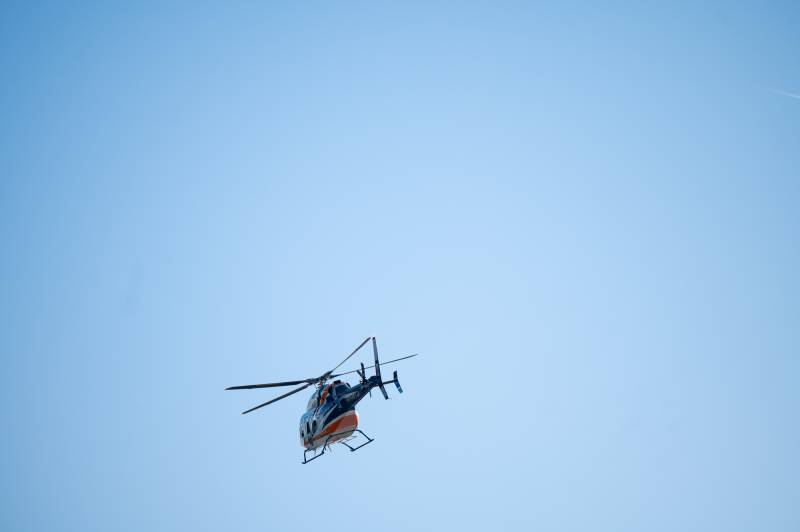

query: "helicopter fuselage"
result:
(299, 376), (383, 450)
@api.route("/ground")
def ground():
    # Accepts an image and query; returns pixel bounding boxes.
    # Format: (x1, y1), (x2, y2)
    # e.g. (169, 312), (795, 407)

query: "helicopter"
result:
(226, 336), (417, 464)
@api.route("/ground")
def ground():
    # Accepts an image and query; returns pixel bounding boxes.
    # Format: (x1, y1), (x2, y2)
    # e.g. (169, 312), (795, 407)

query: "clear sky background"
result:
(2, 2), (799, 531)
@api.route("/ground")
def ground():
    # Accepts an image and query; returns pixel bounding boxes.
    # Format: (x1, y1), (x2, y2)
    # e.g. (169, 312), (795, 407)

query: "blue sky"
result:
(1, 2), (799, 531)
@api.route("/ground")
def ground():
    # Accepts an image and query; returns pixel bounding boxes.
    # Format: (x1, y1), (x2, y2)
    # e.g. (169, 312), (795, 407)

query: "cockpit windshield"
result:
(306, 394), (317, 411)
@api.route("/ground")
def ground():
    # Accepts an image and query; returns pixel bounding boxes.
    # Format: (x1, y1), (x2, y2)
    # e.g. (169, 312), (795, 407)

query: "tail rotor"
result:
(372, 337), (389, 400)
(370, 337), (404, 398)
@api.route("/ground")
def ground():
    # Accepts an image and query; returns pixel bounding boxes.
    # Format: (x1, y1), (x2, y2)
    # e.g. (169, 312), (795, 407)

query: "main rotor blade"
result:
(226, 378), (315, 391)
(331, 353), (419, 378)
(327, 336), (372, 375)
(229, 337), (373, 393)
(240, 383), (312, 415)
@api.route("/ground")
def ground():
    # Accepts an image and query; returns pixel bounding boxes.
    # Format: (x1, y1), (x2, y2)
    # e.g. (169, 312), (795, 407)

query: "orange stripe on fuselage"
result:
(310, 411), (359, 445)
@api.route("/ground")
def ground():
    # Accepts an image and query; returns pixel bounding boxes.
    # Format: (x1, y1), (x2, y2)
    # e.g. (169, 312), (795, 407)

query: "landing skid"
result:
(302, 429), (374, 464)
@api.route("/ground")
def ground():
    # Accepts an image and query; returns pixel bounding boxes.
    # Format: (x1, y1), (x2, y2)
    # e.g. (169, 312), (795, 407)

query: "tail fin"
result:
(392, 370), (402, 393)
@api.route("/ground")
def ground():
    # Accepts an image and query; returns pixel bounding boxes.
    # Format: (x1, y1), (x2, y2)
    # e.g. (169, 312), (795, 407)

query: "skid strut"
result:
(302, 429), (374, 464)
(339, 430), (374, 452)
